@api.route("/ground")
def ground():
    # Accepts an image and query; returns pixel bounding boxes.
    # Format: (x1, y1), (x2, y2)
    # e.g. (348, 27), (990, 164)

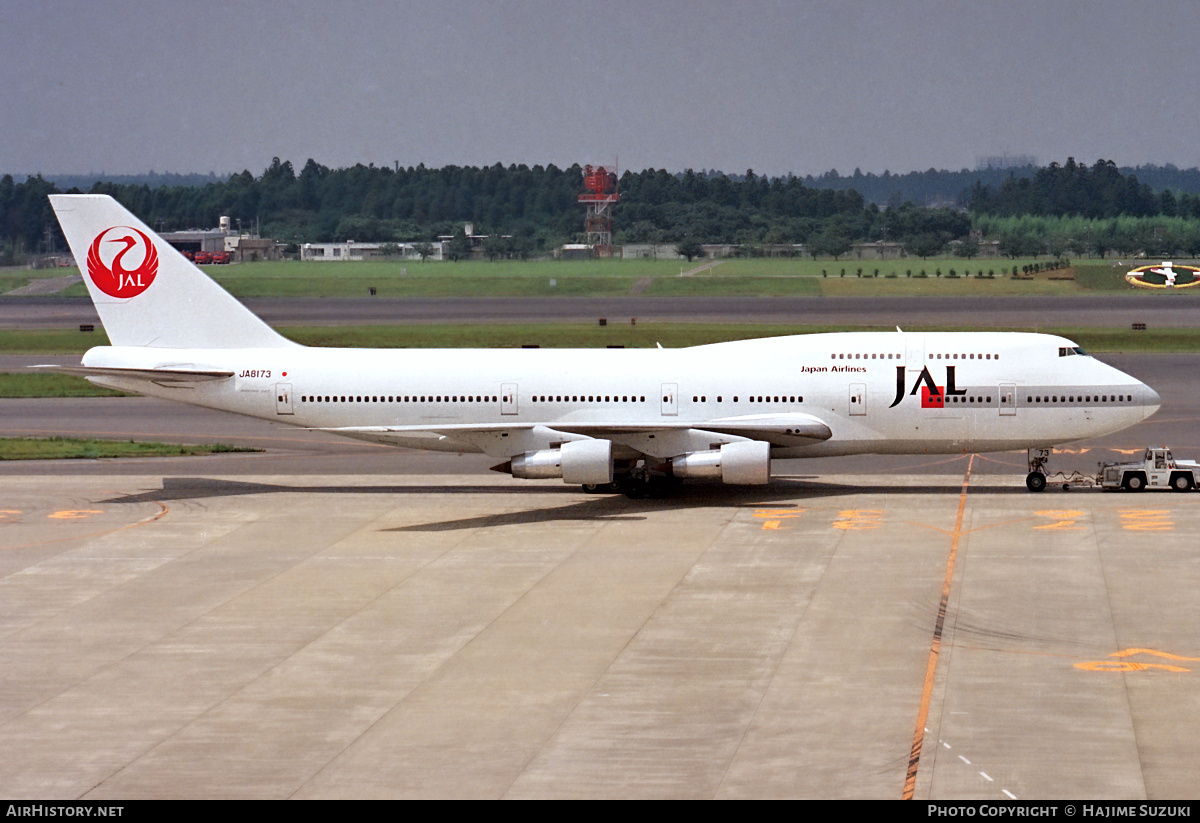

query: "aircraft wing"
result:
(317, 413), (832, 458)
(555, 413), (832, 443)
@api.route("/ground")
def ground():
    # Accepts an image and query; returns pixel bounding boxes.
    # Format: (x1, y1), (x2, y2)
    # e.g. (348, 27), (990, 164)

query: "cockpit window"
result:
(1058, 346), (1089, 357)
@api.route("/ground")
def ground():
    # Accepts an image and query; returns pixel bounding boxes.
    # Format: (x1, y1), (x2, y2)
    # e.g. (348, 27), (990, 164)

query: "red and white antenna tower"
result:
(579, 162), (619, 257)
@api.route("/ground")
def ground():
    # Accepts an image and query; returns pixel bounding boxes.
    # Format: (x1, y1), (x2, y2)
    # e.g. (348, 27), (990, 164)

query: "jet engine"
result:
(670, 440), (771, 485)
(510, 439), (613, 485)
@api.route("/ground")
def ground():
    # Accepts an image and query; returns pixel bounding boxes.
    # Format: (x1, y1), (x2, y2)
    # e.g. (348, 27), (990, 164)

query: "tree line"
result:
(801, 162), (1200, 208)
(965, 158), (1200, 219)
(29, 161), (1200, 208)
(1, 159), (967, 260)
(4, 156), (1200, 263)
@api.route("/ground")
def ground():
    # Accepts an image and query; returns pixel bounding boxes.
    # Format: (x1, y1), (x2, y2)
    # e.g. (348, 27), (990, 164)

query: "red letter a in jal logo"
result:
(86, 226), (159, 298)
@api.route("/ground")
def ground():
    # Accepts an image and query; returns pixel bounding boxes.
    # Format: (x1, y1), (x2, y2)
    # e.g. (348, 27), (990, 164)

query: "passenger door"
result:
(999, 383), (1016, 416)
(849, 383), (866, 416)
(501, 383), (518, 415)
(275, 383), (293, 415)
(661, 383), (678, 416)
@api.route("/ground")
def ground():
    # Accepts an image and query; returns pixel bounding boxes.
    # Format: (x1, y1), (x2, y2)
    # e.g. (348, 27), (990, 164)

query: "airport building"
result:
(159, 229), (226, 255)
(300, 241), (443, 262)
(162, 216), (284, 262)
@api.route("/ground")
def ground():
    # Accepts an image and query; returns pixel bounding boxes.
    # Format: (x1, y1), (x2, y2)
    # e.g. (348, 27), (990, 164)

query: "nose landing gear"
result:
(1026, 447), (1051, 493)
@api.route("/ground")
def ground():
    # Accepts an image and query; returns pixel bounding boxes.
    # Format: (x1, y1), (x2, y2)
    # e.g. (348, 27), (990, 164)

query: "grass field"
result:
(26, 256), (1167, 299)
(0, 372), (125, 397)
(0, 329), (112, 353)
(0, 437), (258, 460)
(1074, 264), (1139, 291)
(0, 267), (81, 294)
(0, 274), (33, 293)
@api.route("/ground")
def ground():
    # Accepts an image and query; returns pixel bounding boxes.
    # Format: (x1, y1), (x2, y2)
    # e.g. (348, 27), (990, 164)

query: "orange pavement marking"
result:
(903, 454), (973, 800)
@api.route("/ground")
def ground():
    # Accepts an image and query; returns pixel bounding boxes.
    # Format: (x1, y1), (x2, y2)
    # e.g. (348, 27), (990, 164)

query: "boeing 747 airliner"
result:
(42, 195), (1160, 495)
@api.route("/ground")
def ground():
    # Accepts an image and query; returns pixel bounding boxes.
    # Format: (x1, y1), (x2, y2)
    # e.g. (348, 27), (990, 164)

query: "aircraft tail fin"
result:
(49, 194), (298, 349)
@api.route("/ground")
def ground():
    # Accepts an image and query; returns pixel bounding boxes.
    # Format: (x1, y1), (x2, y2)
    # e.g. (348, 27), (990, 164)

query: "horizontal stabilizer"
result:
(30, 364), (234, 384)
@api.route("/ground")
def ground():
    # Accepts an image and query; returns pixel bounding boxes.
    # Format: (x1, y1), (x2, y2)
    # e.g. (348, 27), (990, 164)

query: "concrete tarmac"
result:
(0, 471), (1198, 799)
(1, 352), (1198, 798)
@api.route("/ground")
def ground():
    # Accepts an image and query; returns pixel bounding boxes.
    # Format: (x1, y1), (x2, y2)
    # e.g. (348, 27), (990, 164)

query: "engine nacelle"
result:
(509, 449), (562, 479)
(510, 439), (613, 485)
(671, 441), (771, 485)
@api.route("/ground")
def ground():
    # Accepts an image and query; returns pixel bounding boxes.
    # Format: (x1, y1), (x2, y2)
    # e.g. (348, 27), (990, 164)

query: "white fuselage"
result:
(81, 330), (1159, 459)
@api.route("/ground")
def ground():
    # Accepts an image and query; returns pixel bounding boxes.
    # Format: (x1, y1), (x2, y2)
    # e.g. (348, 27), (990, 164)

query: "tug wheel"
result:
(1122, 473), (1146, 492)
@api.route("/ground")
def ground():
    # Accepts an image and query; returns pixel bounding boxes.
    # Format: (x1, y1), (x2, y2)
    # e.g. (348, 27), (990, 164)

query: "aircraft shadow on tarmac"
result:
(96, 476), (1032, 532)
(384, 480), (1035, 532)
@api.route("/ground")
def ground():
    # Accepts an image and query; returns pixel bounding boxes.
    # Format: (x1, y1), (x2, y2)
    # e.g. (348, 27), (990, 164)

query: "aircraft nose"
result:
(1142, 383), (1162, 415)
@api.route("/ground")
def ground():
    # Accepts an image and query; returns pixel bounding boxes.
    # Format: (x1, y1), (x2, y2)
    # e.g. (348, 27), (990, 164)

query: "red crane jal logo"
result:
(86, 226), (159, 298)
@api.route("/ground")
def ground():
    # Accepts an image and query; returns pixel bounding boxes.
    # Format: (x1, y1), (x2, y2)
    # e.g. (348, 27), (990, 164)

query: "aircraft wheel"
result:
(1170, 473), (1194, 492)
(582, 482), (621, 494)
(1025, 472), (1047, 493)
(1122, 473), (1146, 492)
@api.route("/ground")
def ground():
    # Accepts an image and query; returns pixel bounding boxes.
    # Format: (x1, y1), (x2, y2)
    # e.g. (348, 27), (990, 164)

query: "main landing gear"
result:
(1025, 447), (1051, 493)
(582, 461), (682, 499)
(617, 474), (682, 499)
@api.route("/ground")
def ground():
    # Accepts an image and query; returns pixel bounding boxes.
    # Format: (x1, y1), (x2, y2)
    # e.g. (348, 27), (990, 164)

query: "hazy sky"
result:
(4, 0), (1199, 177)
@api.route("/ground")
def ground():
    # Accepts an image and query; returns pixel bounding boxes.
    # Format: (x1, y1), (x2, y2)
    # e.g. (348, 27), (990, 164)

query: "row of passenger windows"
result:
(689, 395), (804, 403)
(299, 393), (807, 405)
(300, 391), (1132, 407)
(532, 395), (645, 403)
(830, 352), (1002, 361)
(297, 391), (1133, 409)
(939, 393), (1132, 405)
(531, 394), (806, 403)
(1027, 394), (1131, 404)
(302, 395), (498, 403)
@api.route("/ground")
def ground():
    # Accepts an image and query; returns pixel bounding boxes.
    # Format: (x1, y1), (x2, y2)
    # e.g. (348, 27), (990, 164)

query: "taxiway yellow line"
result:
(903, 453), (973, 800)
